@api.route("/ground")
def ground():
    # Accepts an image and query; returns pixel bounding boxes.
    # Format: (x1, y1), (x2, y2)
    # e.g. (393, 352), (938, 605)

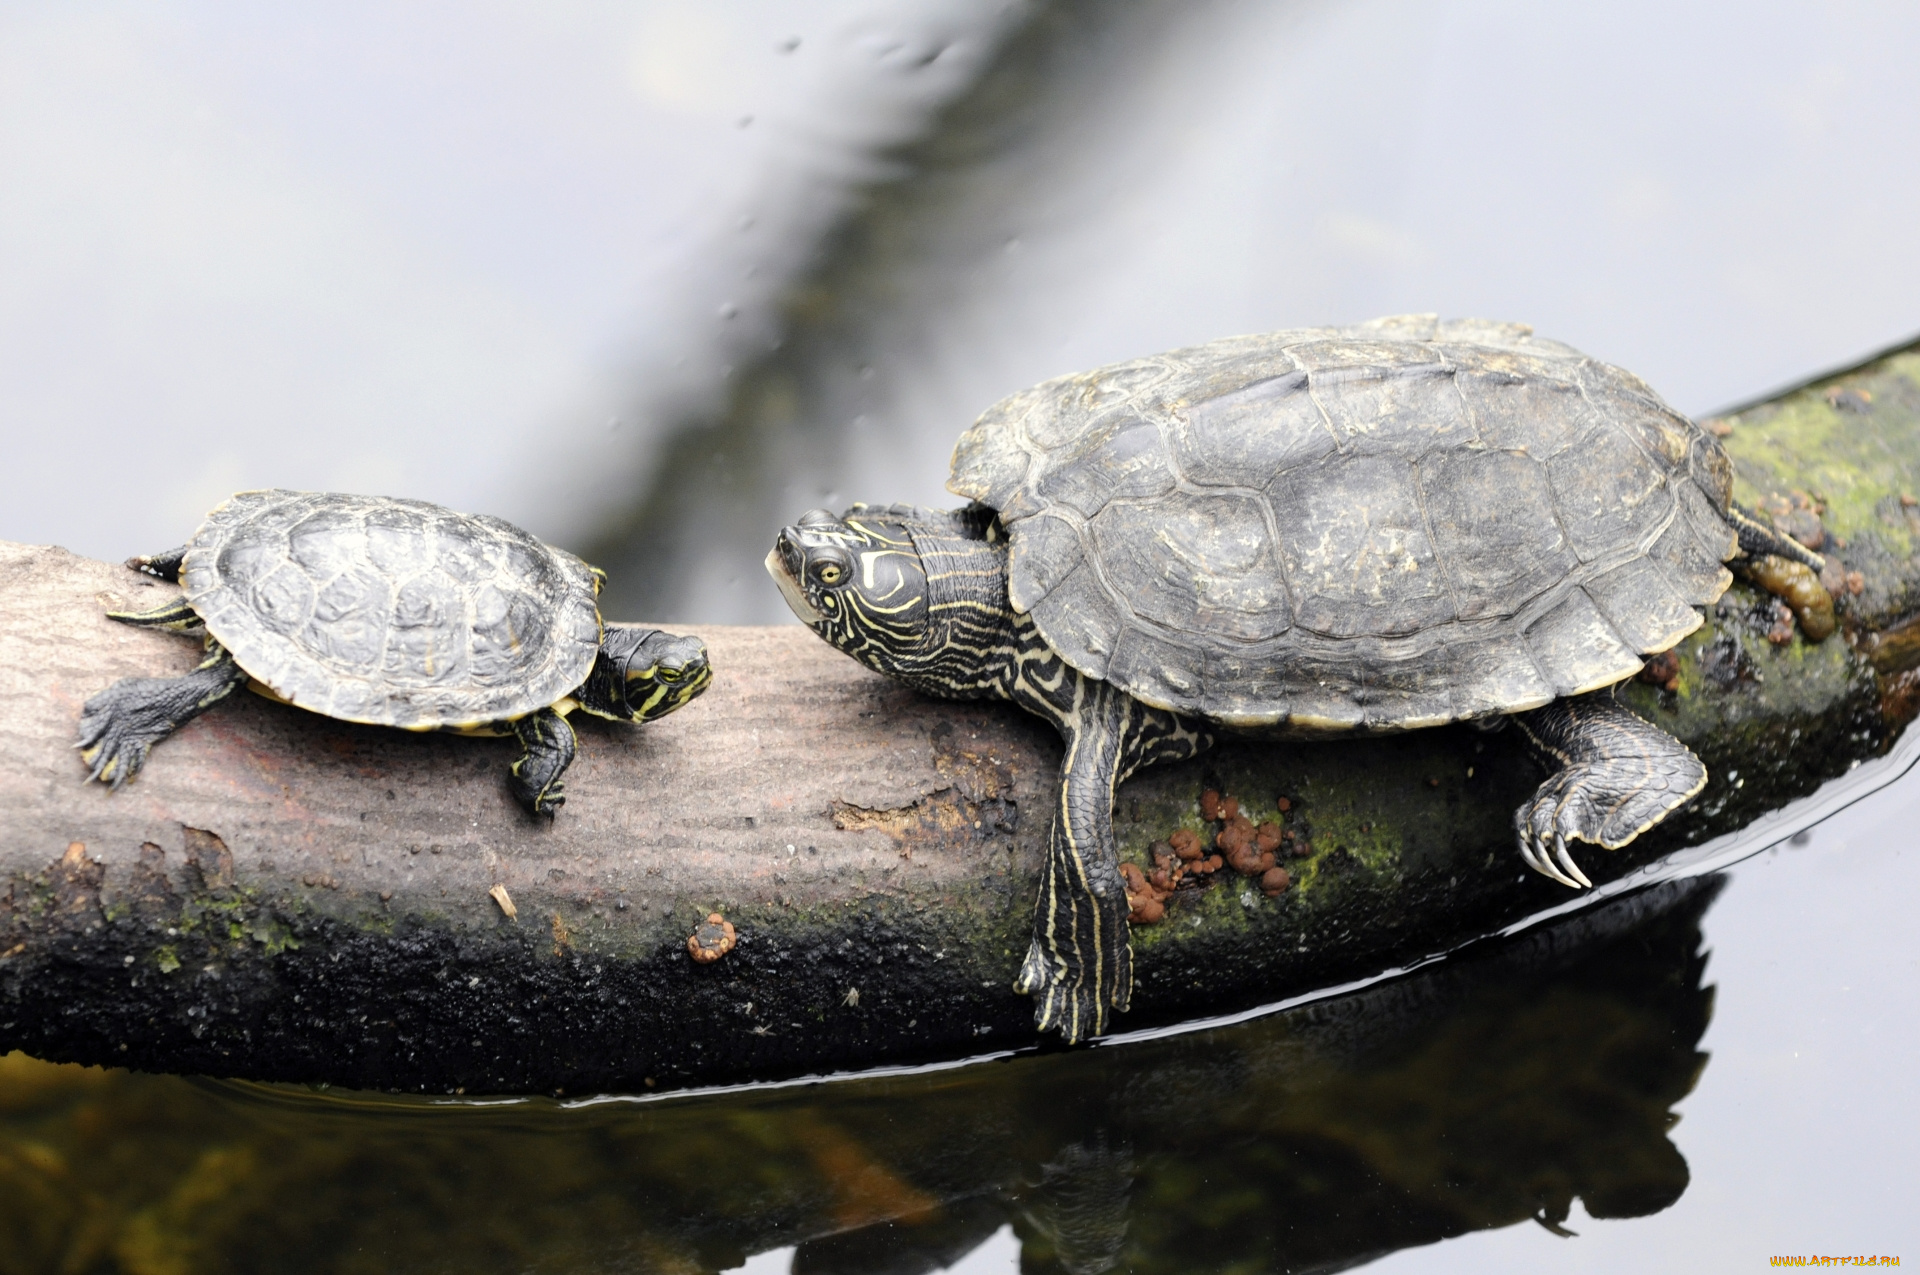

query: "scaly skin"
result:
(770, 507), (1210, 1042)
(768, 498), (1817, 1042)
(1510, 693), (1708, 889)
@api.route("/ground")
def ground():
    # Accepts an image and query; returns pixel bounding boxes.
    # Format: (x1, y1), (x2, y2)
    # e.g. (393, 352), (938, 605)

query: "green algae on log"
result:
(4, 339), (1920, 1094)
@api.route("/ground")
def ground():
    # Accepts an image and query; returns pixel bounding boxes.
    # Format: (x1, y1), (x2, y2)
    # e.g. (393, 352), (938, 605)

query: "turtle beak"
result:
(766, 531), (823, 626)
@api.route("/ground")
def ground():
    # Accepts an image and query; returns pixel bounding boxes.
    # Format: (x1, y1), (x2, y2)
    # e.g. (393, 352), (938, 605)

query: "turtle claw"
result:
(1516, 828), (1549, 879)
(1512, 696), (1710, 892)
(1523, 831), (1585, 889)
(1514, 771), (1599, 889)
(1016, 939), (1116, 1045)
(1551, 834), (1594, 889)
(75, 717), (153, 789)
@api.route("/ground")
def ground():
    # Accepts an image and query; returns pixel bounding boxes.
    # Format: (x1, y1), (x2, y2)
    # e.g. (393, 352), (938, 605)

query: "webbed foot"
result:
(77, 685), (169, 786)
(507, 707), (577, 817)
(1016, 936), (1128, 1045)
(76, 646), (245, 787)
(1513, 694), (1708, 889)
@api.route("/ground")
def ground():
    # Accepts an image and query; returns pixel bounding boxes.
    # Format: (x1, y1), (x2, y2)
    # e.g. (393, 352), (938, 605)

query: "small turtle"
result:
(79, 490), (711, 814)
(769, 316), (1825, 1043)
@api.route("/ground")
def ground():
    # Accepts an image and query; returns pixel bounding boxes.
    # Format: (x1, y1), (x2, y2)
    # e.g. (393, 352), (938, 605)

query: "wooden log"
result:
(4, 337), (1920, 1094)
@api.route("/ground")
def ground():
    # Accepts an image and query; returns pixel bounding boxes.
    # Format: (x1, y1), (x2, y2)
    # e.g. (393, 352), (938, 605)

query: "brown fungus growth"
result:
(1215, 813), (1255, 855)
(1260, 867), (1291, 897)
(1143, 789), (1298, 906)
(687, 913), (737, 963)
(1765, 599), (1797, 646)
(1121, 863), (1166, 925)
(1121, 858), (1171, 925)
(1638, 650), (1681, 692)
(1226, 842), (1276, 877)
(1147, 840), (1187, 894)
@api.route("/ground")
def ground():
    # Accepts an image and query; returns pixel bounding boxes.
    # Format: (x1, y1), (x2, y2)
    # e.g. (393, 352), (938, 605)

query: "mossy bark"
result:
(3, 339), (1919, 1095)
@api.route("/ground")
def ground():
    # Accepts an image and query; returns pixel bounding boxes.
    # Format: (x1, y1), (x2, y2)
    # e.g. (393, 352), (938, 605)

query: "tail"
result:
(1727, 502), (1824, 571)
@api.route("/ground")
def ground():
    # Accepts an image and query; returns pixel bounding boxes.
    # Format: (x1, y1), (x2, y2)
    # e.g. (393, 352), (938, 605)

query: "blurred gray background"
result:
(4, 0), (1918, 627)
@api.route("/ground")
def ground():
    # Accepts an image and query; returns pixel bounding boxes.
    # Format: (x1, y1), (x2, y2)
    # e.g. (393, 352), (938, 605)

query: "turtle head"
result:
(769, 504), (1016, 699)
(767, 508), (931, 678)
(580, 626), (712, 723)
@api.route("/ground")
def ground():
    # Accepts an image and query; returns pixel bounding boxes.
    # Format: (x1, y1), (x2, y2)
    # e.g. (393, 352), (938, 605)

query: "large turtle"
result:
(79, 490), (711, 814)
(768, 315), (1827, 1043)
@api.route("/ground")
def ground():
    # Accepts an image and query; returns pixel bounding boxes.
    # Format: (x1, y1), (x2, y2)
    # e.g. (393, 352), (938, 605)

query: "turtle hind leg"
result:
(1510, 693), (1707, 889)
(76, 643), (246, 787)
(506, 707), (577, 817)
(125, 544), (192, 582)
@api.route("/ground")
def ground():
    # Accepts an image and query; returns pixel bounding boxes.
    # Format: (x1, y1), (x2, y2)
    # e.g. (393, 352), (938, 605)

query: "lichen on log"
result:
(4, 338), (1920, 1094)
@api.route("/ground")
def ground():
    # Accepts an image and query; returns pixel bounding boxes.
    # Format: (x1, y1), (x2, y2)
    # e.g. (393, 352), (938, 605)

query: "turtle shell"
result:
(180, 491), (603, 728)
(948, 315), (1737, 731)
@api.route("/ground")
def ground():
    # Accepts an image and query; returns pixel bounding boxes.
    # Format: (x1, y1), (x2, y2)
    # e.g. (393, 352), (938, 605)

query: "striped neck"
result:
(768, 507), (1024, 702)
(889, 525), (1021, 702)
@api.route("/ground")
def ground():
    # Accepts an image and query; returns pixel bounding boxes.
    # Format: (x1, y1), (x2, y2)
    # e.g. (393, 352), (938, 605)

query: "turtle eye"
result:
(656, 666), (683, 683)
(809, 548), (852, 588)
(798, 508), (840, 527)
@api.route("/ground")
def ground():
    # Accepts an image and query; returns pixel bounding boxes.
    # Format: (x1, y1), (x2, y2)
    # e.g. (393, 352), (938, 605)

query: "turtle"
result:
(78, 490), (712, 814)
(767, 315), (1828, 1044)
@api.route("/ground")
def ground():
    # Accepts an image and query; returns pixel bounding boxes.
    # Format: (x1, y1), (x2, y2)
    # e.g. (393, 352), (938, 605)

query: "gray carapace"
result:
(768, 315), (1826, 1044)
(79, 490), (712, 815)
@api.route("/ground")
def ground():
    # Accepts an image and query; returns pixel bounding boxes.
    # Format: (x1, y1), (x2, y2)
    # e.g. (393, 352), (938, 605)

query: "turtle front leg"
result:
(506, 707), (578, 817)
(106, 595), (201, 632)
(1510, 691), (1707, 889)
(77, 642), (247, 787)
(1016, 679), (1211, 1043)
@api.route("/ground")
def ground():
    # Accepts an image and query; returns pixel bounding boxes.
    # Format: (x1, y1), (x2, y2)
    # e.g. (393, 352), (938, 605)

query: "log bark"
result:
(5, 338), (1920, 1094)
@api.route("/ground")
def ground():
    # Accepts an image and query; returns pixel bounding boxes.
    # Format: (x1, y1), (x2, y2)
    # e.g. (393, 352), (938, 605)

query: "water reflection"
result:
(592, 0), (1920, 623)
(0, 876), (1718, 1274)
(11, 4), (1917, 617)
